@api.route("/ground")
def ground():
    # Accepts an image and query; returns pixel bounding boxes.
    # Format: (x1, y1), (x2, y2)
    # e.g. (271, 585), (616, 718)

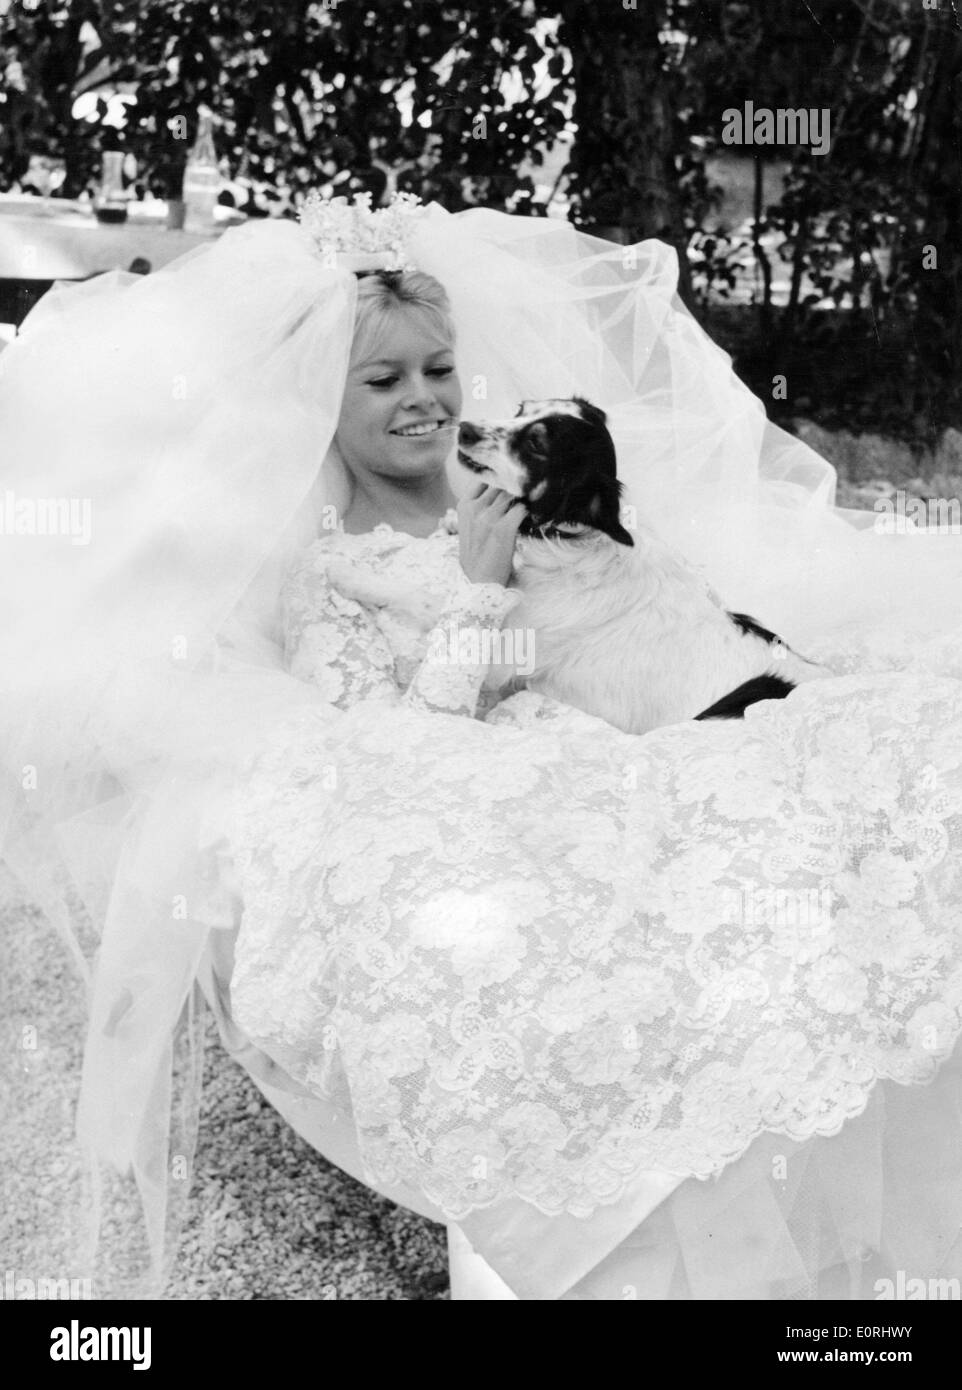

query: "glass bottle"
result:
(95, 151), (128, 223)
(182, 107), (221, 234)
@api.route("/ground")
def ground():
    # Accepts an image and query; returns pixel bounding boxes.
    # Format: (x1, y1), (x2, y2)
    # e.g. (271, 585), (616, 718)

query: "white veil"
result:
(0, 217), (355, 1292)
(2, 202), (961, 1296)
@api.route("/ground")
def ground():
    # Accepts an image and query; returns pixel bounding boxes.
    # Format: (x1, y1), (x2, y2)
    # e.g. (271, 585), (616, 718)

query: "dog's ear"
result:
(585, 481), (635, 546)
(594, 509), (635, 547)
(575, 416), (617, 475)
(602, 516), (635, 547)
(561, 416), (634, 545)
(573, 397), (609, 429)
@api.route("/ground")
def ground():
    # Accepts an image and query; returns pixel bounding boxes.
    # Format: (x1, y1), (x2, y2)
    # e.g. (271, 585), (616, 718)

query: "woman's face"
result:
(336, 307), (462, 484)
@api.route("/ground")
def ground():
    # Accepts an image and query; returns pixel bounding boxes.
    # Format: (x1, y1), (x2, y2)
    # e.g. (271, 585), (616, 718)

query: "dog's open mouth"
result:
(457, 449), (490, 474)
(519, 516), (584, 539)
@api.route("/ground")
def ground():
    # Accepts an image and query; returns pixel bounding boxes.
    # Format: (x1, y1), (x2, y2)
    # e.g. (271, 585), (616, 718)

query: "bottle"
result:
(95, 151), (128, 223)
(182, 107), (220, 233)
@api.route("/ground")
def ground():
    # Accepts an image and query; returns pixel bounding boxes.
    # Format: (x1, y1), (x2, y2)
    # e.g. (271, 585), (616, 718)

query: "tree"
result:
(1, 1), (958, 430)
(549, 0), (693, 298)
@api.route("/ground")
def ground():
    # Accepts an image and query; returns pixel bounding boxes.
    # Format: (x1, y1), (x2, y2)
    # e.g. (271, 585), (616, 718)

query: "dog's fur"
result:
(457, 397), (829, 734)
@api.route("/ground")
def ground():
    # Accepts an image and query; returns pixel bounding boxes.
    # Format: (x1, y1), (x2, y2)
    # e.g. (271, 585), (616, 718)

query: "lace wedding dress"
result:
(215, 516), (962, 1300)
(4, 204), (962, 1299)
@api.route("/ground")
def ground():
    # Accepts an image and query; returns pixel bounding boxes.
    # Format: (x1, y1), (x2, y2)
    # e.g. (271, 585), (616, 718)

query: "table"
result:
(0, 200), (237, 328)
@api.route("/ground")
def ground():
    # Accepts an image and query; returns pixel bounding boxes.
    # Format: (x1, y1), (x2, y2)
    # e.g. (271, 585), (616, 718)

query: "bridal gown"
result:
(196, 515), (962, 1300)
(3, 205), (962, 1301)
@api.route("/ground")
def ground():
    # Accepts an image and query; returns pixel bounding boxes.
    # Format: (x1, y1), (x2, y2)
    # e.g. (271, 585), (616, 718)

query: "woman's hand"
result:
(457, 480), (527, 587)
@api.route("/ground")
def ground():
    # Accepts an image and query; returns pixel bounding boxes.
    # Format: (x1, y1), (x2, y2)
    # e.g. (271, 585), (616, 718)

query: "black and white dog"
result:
(458, 397), (829, 735)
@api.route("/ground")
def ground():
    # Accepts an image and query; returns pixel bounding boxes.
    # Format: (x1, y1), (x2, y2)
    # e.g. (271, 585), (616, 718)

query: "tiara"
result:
(299, 190), (425, 271)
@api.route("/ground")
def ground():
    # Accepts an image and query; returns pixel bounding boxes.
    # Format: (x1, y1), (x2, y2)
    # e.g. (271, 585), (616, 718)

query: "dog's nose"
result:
(459, 421), (483, 446)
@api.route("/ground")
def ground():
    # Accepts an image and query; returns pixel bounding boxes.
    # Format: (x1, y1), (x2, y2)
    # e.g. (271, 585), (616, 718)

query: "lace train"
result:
(225, 666), (962, 1223)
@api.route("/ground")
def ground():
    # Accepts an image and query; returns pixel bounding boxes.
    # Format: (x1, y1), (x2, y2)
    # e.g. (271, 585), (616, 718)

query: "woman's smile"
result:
(389, 419), (458, 438)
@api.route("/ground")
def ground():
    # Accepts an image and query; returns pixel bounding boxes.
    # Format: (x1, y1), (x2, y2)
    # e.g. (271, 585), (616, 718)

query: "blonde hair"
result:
(350, 269), (454, 364)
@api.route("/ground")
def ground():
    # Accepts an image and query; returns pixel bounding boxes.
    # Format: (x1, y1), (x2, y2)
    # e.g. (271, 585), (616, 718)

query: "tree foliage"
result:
(1, 0), (959, 432)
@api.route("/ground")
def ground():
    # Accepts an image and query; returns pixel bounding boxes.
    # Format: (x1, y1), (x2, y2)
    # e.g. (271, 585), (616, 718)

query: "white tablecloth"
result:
(0, 205), (219, 280)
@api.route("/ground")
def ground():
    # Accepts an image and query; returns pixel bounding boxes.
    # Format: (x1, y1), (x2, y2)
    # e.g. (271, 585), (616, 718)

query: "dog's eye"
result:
(523, 422), (549, 457)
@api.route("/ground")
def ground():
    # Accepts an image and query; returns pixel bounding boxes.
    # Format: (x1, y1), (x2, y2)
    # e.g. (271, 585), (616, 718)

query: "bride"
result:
(2, 195), (962, 1301)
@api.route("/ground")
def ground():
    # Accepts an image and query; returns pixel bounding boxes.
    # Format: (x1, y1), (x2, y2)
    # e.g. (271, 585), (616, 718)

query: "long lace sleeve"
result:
(405, 565), (521, 717)
(283, 548), (398, 709)
(282, 541), (520, 717)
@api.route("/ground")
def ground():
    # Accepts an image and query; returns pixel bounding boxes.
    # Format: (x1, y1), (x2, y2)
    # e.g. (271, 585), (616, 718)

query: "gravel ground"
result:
(166, 1019), (450, 1301)
(0, 866), (449, 1301)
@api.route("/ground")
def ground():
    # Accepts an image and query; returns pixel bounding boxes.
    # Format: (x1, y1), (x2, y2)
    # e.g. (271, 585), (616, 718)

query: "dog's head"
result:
(457, 397), (634, 547)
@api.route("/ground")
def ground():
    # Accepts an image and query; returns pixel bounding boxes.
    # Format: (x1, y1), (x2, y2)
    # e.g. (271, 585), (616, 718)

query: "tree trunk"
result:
(561, 1), (694, 307)
(913, 26), (962, 382)
(752, 155), (773, 343)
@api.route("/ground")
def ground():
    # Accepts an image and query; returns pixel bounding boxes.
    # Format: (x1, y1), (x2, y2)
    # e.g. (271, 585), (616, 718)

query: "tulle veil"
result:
(2, 201), (961, 1297)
